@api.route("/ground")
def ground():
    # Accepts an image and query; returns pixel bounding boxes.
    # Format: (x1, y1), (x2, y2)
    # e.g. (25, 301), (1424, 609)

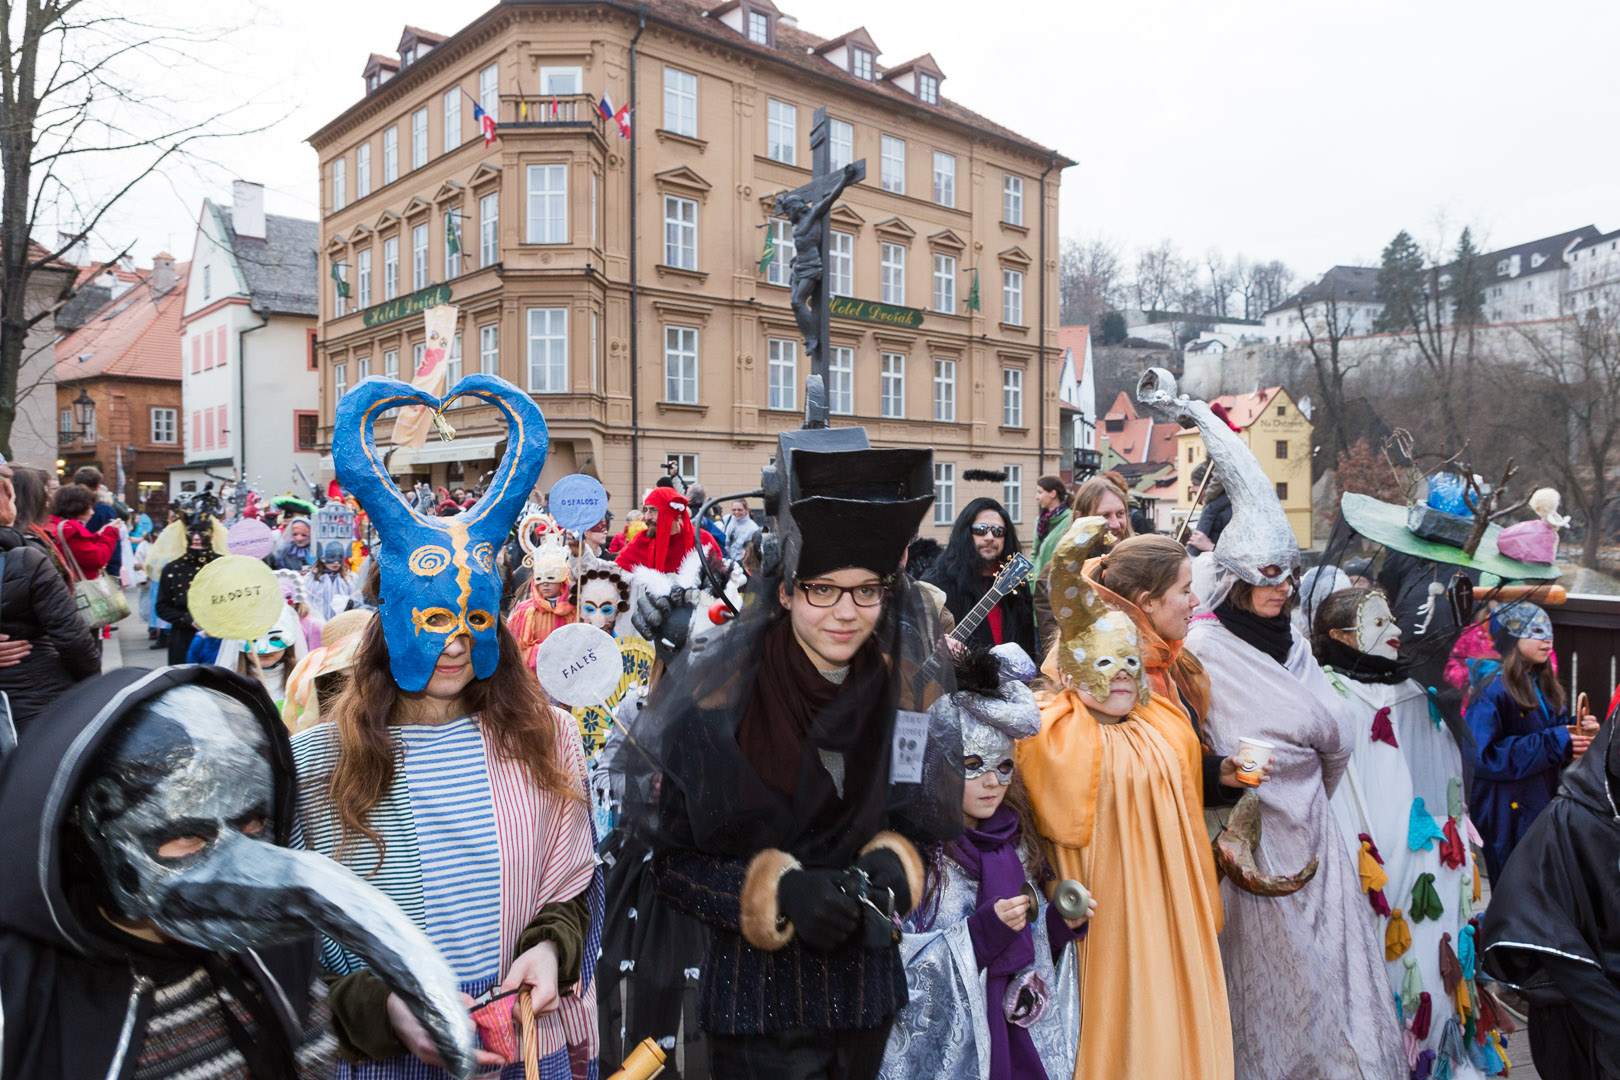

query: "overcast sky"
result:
(54, 0), (1620, 283)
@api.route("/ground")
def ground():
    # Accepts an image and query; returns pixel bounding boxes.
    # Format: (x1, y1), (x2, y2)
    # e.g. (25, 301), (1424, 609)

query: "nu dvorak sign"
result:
(829, 296), (925, 329)
(361, 284), (452, 328)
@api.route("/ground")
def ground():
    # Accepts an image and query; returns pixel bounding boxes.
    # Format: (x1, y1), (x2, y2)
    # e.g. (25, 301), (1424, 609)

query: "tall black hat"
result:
(779, 446), (934, 582)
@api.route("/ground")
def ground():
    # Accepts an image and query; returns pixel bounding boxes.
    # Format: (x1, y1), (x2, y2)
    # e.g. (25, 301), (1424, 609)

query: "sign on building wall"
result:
(362, 284), (453, 328)
(829, 296), (925, 329)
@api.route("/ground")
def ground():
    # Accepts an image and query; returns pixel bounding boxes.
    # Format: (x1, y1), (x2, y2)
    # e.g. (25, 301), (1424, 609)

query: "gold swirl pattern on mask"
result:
(408, 545), (454, 577)
(471, 541), (495, 572)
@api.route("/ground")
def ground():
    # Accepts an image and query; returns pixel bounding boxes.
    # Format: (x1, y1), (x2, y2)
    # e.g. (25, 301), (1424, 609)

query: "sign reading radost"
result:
(829, 296), (925, 330)
(361, 284), (452, 329)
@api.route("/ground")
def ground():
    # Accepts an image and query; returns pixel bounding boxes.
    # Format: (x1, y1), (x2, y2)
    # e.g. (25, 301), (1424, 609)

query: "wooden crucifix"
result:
(773, 106), (866, 428)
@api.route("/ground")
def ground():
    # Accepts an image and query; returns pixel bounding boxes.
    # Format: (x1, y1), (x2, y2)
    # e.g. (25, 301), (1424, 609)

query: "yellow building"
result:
(1174, 386), (1313, 547)
(308, 2), (1072, 536)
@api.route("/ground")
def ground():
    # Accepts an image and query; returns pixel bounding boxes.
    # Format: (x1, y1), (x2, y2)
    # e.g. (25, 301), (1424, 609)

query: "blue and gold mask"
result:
(333, 374), (548, 691)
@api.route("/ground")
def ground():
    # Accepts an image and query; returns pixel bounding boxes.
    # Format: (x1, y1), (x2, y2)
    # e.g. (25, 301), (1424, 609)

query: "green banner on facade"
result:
(829, 296), (925, 329)
(361, 284), (453, 328)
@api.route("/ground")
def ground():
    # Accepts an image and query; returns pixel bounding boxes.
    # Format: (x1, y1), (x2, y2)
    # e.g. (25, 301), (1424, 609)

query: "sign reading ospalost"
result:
(362, 284), (452, 329)
(830, 296), (925, 329)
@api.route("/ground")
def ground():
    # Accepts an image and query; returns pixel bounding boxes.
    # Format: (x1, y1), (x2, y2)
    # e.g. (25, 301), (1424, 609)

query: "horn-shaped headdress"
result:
(334, 374), (548, 691)
(1136, 368), (1299, 586)
(1048, 515), (1149, 706)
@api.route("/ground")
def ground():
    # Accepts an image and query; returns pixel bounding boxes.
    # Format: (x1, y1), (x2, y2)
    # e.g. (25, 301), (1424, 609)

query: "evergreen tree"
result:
(1450, 227), (1485, 327)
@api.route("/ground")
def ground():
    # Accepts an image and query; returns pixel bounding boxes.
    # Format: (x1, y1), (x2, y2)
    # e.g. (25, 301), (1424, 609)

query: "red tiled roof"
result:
(1057, 324), (1089, 358)
(1102, 417), (1152, 463)
(1207, 386), (1283, 430)
(1103, 390), (1138, 421)
(54, 263), (190, 383)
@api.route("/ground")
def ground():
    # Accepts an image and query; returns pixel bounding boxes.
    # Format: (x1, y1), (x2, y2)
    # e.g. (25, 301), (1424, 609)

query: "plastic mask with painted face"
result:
(1048, 515), (1149, 706)
(1355, 590), (1401, 660)
(577, 575), (624, 631)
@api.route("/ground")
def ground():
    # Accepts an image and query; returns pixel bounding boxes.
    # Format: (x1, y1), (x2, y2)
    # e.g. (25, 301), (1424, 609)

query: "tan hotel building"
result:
(309, 0), (1071, 536)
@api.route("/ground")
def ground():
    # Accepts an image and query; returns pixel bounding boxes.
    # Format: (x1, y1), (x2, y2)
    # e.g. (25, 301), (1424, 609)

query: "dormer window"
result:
(918, 72), (938, 103)
(852, 47), (873, 81)
(747, 10), (770, 44)
(1530, 253), (1547, 268)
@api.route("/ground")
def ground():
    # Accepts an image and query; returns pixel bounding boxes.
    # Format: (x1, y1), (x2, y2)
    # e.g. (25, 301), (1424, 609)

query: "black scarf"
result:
(1317, 635), (1409, 685)
(1035, 504), (1064, 546)
(1215, 600), (1293, 666)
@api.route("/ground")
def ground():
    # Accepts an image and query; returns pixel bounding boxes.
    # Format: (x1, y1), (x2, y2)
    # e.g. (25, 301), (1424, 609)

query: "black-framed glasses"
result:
(970, 523), (1006, 538)
(797, 580), (888, 608)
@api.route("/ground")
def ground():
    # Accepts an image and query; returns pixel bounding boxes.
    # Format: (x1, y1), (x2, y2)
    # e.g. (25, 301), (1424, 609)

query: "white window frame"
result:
(1003, 173), (1024, 226)
(382, 126), (398, 184)
(830, 118), (854, 170)
(332, 157), (346, 212)
(668, 452), (699, 484)
(766, 218), (795, 287)
(479, 192), (499, 267)
(479, 63), (499, 117)
(932, 253), (956, 312)
(918, 72), (939, 104)
(767, 338), (797, 411)
(539, 66), (582, 95)
(526, 164), (568, 244)
(383, 349), (398, 378)
(830, 346), (854, 416)
(411, 223), (429, 290)
(747, 10), (770, 43)
(356, 142), (371, 198)
(932, 151), (955, 208)
(334, 362), (348, 401)
(479, 324), (498, 375)
(526, 307), (568, 393)
(443, 89), (461, 152)
(445, 332), (463, 386)
(411, 107), (428, 170)
(150, 407), (177, 444)
(933, 357), (956, 422)
(881, 242), (906, 305)
(663, 195), (698, 270)
(881, 353), (906, 419)
(357, 248), (372, 308)
(357, 355), (371, 379)
(1004, 465), (1023, 523)
(383, 236), (399, 299)
(664, 326), (699, 404)
(851, 46), (873, 81)
(663, 66), (697, 137)
(412, 342), (425, 378)
(1002, 366), (1024, 427)
(934, 463), (955, 525)
(830, 231), (853, 296)
(767, 99), (796, 165)
(1003, 268), (1024, 325)
(881, 135), (905, 194)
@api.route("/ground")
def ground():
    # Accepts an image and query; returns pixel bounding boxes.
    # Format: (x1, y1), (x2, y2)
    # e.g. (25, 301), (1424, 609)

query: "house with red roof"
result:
(1173, 384), (1314, 546)
(54, 254), (188, 512)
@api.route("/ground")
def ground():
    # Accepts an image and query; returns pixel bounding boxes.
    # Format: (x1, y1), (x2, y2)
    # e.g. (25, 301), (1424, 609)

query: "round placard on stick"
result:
(227, 517), (275, 559)
(547, 474), (609, 533)
(534, 622), (622, 707)
(188, 556), (285, 640)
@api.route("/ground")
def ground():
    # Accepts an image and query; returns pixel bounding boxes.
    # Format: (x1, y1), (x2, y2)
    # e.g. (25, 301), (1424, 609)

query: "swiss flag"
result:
(613, 104), (632, 139)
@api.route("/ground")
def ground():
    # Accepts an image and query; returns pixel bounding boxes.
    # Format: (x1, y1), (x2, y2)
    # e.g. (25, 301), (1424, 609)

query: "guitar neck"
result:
(951, 584), (1006, 644)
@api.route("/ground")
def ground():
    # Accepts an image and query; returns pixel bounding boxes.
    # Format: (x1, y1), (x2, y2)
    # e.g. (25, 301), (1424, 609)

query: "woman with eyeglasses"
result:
(926, 498), (1038, 666)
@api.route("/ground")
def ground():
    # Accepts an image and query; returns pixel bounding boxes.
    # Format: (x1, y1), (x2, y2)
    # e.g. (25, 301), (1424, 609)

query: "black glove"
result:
(777, 868), (861, 952)
(855, 848), (912, 915)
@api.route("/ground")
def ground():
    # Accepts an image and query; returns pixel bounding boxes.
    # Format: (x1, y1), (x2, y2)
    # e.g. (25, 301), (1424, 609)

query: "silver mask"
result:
(942, 644), (1042, 786)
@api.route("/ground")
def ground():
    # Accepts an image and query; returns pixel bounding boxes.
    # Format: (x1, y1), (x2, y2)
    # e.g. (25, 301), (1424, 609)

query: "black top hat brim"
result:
(788, 495), (934, 582)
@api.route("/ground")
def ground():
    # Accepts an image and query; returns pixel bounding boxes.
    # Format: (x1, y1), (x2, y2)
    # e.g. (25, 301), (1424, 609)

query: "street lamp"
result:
(70, 387), (95, 439)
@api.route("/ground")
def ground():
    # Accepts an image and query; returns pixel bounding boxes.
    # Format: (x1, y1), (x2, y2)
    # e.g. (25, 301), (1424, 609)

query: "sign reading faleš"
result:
(829, 296), (925, 330)
(362, 284), (452, 329)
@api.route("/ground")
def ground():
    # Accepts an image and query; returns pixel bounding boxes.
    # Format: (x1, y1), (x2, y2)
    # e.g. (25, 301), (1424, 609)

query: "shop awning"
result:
(405, 436), (504, 466)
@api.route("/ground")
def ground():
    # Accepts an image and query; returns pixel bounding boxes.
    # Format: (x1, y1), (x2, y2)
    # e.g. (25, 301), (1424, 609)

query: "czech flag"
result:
(597, 91), (615, 121)
(473, 101), (497, 146)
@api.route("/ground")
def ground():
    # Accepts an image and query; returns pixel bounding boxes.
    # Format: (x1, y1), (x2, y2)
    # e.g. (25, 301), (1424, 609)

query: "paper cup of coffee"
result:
(1235, 737), (1275, 786)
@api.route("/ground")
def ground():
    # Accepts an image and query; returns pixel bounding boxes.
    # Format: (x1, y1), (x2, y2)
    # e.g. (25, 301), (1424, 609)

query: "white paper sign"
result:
(890, 709), (930, 784)
(534, 622), (622, 707)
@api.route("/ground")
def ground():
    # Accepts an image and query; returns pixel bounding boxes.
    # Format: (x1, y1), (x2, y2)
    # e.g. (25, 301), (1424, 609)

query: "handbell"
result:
(1051, 878), (1091, 922)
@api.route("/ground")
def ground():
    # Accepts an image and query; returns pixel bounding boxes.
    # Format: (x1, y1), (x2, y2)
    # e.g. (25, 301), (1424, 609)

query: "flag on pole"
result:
(550, 95), (560, 120)
(757, 227), (776, 275)
(330, 257), (350, 299)
(445, 212), (461, 258)
(464, 89), (498, 146)
(613, 104), (632, 139)
(392, 304), (460, 451)
(966, 267), (981, 312)
(597, 91), (615, 120)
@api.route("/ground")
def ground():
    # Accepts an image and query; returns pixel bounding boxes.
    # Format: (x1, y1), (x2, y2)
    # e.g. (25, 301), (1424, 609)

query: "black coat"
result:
(924, 561), (1039, 666)
(1198, 492), (1233, 546)
(0, 526), (99, 732)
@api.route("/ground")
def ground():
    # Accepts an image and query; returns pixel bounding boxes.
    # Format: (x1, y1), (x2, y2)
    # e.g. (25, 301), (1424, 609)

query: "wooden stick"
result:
(1177, 464), (1214, 545)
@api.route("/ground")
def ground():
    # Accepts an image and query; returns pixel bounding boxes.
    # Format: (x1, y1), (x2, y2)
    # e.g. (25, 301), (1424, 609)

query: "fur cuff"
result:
(860, 832), (925, 916)
(741, 848), (800, 951)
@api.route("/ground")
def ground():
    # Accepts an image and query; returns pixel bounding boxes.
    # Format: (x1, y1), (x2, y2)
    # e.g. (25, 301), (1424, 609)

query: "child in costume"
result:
(306, 538), (355, 623)
(511, 528), (575, 666)
(1018, 514), (1234, 1080)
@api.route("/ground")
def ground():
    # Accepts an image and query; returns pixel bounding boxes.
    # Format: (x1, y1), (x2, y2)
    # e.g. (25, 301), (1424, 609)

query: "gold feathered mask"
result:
(1048, 515), (1150, 707)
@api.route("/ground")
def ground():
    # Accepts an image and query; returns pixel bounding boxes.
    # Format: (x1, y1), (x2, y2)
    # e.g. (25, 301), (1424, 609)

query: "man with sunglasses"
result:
(925, 497), (1038, 666)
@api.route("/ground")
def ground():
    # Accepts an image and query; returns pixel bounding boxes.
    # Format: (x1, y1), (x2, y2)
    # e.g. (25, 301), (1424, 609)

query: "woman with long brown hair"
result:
(1069, 475), (1133, 541)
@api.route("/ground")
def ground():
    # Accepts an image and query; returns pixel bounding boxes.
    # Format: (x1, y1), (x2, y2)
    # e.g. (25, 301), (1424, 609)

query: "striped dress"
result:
(292, 710), (601, 1080)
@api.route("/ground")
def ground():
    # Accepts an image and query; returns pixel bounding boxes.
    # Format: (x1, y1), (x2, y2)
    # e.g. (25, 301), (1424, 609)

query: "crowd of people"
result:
(0, 367), (1616, 1080)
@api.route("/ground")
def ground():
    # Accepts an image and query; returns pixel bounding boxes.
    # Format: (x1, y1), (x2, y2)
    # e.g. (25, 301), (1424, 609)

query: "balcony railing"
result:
(1550, 594), (1620, 715)
(501, 93), (604, 132)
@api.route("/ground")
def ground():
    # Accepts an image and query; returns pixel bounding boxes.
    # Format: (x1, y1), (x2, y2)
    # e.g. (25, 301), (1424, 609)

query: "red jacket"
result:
(615, 524), (719, 574)
(48, 516), (119, 578)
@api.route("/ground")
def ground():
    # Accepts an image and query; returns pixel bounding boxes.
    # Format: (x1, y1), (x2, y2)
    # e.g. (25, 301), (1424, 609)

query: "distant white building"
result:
(1564, 228), (1620, 315)
(1262, 266), (1383, 343)
(174, 181), (320, 497)
(1056, 324), (1096, 480)
(1474, 226), (1598, 324)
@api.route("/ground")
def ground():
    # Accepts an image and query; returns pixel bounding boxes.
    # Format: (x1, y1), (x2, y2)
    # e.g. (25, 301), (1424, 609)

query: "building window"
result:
(881, 353), (905, 419)
(295, 412), (318, 452)
(829, 118), (853, 169)
(665, 326), (699, 404)
(830, 230), (853, 295)
(526, 307), (567, 393)
(881, 135), (905, 194)
(411, 223), (429, 290)
(767, 99), (796, 164)
(443, 89), (461, 152)
(668, 453), (699, 483)
(1002, 367), (1024, 427)
(202, 265), (211, 300)
(332, 157), (346, 212)
(1187, 447), (1195, 463)
(933, 253), (956, 312)
(590, 312), (599, 393)
(934, 463), (955, 525)
(357, 355), (371, 379)
(766, 218), (795, 287)
(664, 67), (697, 136)
(881, 242), (905, 305)
(830, 346), (853, 415)
(332, 261), (347, 316)
(933, 357), (955, 421)
(1003, 269), (1024, 325)
(356, 143), (371, 198)
(479, 192), (499, 267)
(383, 126), (398, 184)
(446, 333), (463, 386)
(1276, 404), (1286, 416)
(746, 9), (770, 44)
(382, 236), (399, 299)
(1276, 482), (1289, 500)
(334, 362), (347, 401)
(190, 337), (199, 374)
(539, 66), (582, 94)
(479, 63), (498, 117)
(526, 164), (567, 244)
(383, 349), (398, 378)
(1004, 465), (1023, 523)
(1003, 173), (1024, 226)
(851, 46), (873, 81)
(151, 408), (177, 444)
(202, 408), (212, 449)
(412, 341), (425, 377)
(60, 409), (73, 442)
(479, 324), (498, 375)
(918, 72), (939, 104)
(663, 196), (698, 269)
(1275, 439), (1289, 459)
(768, 338), (796, 411)
(444, 211), (461, 279)
(932, 151), (955, 207)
